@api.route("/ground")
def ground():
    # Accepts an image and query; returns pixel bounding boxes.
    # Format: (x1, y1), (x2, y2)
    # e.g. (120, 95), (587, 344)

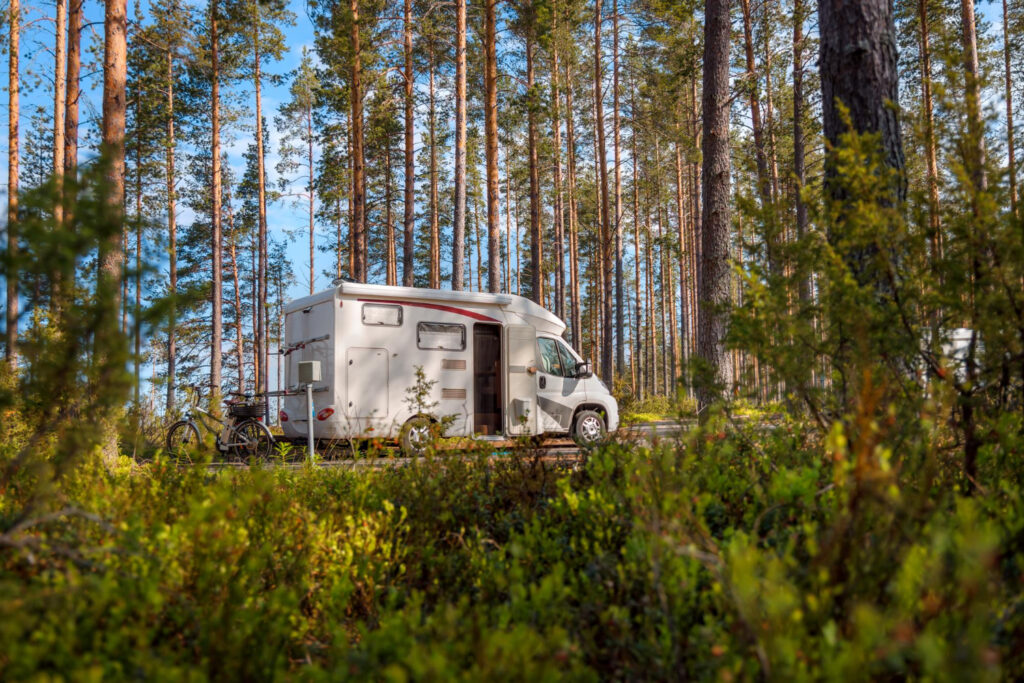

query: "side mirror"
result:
(575, 361), (593, 379)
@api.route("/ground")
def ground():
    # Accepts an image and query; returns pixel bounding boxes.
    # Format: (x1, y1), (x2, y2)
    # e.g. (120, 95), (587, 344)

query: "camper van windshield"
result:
(417, 322), (466, 350)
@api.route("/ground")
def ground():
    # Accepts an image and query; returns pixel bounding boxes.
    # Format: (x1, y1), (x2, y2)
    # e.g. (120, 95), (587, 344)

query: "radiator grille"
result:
(441, 359), (467, 370)
(441, 388), (466, 400)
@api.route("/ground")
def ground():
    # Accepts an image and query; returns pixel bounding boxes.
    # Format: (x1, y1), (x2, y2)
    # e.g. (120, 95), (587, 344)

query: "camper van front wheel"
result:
(400, 416), (433, 456)
(573, 410), (607, 447)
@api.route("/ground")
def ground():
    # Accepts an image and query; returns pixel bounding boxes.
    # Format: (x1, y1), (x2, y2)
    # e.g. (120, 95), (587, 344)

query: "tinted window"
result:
(362, 303), (402, 326)
(537, 338), (565, 376)
(417, 322), (466, 350)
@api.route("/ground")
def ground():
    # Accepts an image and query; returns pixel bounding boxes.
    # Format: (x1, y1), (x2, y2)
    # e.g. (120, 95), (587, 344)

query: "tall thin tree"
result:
(594, 0), (612, 383)
(698, 0), (733, 409)
(485, 0), (500, 293)
(209, 0), (223, 392)
(452, 0), (467, 289)
(402, 0), (415, 286)
(5, 0), (19, 368)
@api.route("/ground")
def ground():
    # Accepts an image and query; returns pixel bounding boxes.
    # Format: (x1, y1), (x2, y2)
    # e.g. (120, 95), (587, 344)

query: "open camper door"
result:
(504, 324), (537, 435)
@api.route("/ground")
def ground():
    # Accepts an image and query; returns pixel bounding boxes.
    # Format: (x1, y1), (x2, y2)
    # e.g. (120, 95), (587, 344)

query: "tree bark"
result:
(385, 141), (396, 285)
(565, 64), (582, 348)
(485, 0), (500, 293)
(1004, 0), (1017, 218)
(53, 0), (67, 229)
(403, 0), (415, 286)
(526, 31), (543, 303)
(428, 51), (440, 288)
(960, 0), (986, 199)
(793, 0), (811, 303)
(594, 0), (613, 383)
(1007, 0), (1015, 216)
(550, 3), (565, 316)
(228, 208), (245, 393)
(452, 0), (467, 290)
(917, 0), (941, 260)
(165, 47), (177, 413)
(209, 0), (223, 391)
(64, 0), (81, 222)
(6, 0), (19, 369)
(612, 0), (624, 374)
(740, 0), (770, 207)
(633, 124), (642, 398)
(698, 0), (733, 409)
(819, 0), (905, 202)
(350, 0), (366, 282)
(253, 9), (269, 406)
(307, 103), (315, 296)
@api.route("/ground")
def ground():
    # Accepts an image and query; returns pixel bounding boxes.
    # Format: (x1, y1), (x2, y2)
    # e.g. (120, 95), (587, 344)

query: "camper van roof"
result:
(284, 282), (565, 334)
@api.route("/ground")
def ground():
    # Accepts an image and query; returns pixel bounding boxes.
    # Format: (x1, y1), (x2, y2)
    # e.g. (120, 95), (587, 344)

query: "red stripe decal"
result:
(357, 298), (500, 323)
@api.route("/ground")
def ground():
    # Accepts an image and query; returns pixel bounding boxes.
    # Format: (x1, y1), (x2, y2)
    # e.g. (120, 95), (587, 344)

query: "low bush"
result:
(2, 406), (1021, 679)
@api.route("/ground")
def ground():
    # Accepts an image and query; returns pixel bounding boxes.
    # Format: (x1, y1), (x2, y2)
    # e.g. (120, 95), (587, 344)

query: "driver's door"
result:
(535, 337), (577, 432)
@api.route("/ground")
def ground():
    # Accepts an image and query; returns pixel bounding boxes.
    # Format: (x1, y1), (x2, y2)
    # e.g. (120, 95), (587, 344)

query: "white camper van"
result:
(278, 282), (619, 453)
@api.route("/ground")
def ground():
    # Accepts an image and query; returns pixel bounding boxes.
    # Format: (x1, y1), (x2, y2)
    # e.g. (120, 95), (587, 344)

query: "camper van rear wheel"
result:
(400, 416), (433, 456)
(573, 410), (607, 448)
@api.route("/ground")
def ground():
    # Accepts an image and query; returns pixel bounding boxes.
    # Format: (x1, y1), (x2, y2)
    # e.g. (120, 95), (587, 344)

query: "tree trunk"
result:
(307, 104), (315, 297)
(960, 0), (987, 199)
(698, 0), (733, 409)
(166, 48), (177, 413)
(674, 137), (689, 375)
(632, 99), (642, 397)
(402, 0), (415, 286)
(1005, 0), (1018, 218)
(819, 0), (905, 202)
(504, 150), (512, 292)
(451, 0), (467, 289)
(566, 62), (582, 348)
(594, 0), (613, 384)
(53, 0), (67, 229)
(99, 0), (127, 457)
(386, 141), (396, 285)
(350, 0), (366, 282)
(428, 52), (440, 289)
(64, 0), (82, 226)
(6, 0), (19, 369)
(485, 0), (500, 293)
(228, 211), (245, 393)
(253, 14), (269, 407)
(917, 0), (941, 261)
(612, 0), (624, 374)
(209, 0), (223, 392)
(793, 0), (811, 303)
(526, 32), (543, 304)
(740, 0), (770, 207)
(550, 4), (565, 317)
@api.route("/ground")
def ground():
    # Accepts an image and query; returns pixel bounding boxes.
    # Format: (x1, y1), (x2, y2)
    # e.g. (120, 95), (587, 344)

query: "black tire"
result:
(572, 410), (607, 448)
(166, 420), (200, 465)
(231, 419), (275, 463)
(399, 415), (433, 456)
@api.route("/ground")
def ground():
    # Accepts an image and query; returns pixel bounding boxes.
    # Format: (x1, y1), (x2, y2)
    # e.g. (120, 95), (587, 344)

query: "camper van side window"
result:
(362, 303), (403, 326)
(417, 322), (466, 350)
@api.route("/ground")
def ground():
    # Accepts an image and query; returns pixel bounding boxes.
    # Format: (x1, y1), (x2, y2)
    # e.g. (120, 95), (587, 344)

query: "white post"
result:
(306, 382), (315, 463)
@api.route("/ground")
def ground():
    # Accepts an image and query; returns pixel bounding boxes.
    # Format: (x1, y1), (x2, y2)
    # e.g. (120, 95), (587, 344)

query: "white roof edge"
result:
(339, 282), (515, 306)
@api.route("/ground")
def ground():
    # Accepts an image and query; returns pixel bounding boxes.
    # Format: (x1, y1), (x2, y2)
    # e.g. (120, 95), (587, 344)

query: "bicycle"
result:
(165, 384), (275, 464)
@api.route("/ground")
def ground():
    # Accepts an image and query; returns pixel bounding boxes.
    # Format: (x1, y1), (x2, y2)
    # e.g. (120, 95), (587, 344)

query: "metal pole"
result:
(306, 382), (315, 463)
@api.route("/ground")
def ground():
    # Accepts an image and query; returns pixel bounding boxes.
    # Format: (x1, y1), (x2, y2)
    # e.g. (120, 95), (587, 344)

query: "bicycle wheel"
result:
(166, 420), (200, 465)
(231, 419), (275, 463)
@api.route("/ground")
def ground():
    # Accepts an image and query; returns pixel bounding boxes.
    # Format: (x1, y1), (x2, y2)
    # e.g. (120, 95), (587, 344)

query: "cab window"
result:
(556, 340), (579, 375)
(537, 338), (565, 376)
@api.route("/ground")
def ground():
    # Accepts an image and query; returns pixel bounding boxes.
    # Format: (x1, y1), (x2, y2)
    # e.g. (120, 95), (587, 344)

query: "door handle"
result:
(539, 376), (546, 389)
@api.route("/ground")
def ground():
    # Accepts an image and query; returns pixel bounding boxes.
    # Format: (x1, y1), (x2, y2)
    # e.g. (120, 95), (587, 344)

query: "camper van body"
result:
(279, 282), (619, 443)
